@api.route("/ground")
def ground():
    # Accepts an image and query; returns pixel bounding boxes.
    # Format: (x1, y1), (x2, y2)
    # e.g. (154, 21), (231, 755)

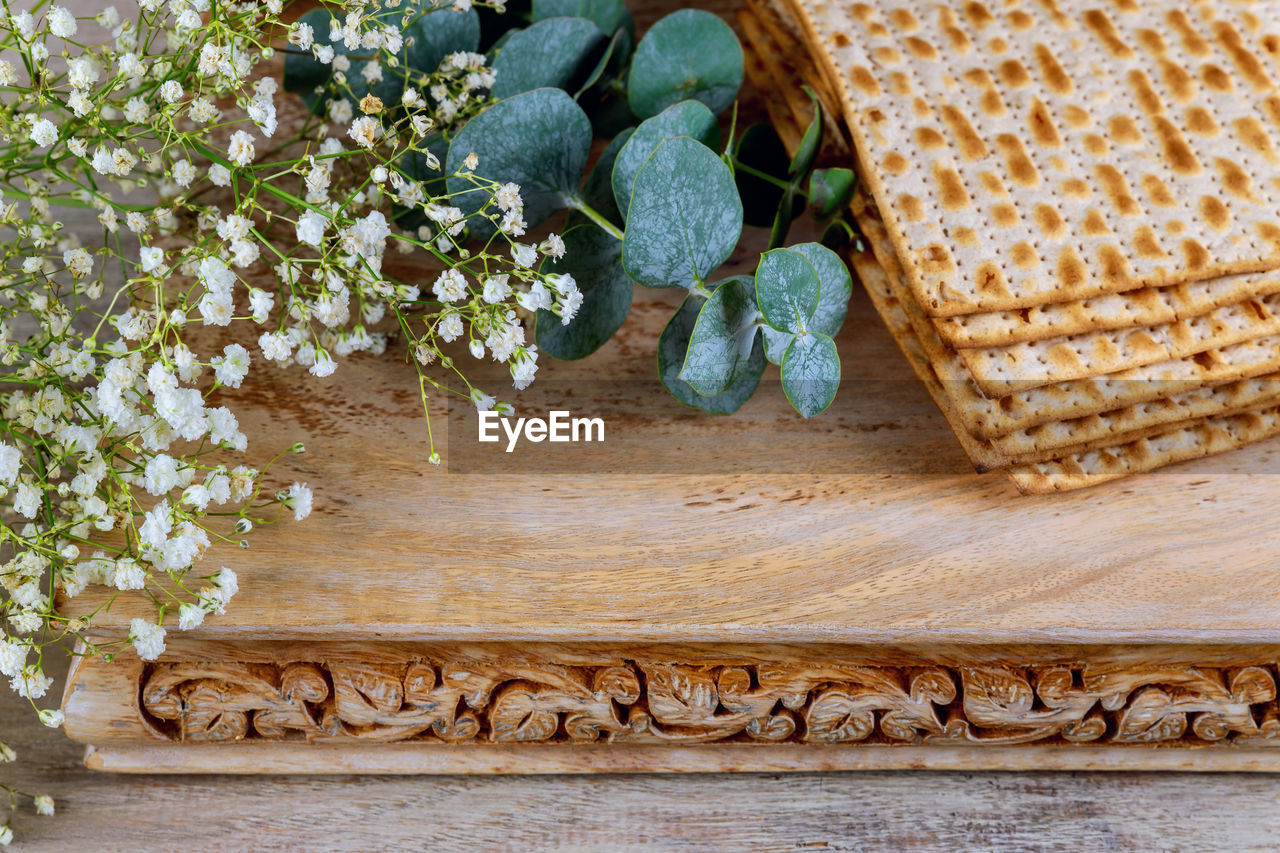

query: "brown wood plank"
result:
(61, 257), (1280, 643)
(7, 658), (1280, 851)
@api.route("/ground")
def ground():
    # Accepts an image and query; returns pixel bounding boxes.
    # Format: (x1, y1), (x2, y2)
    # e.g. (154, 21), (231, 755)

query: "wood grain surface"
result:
(23, 1), (1280, 847)
(61, 274), (1280, 645)
(11, 656), (1280, 852)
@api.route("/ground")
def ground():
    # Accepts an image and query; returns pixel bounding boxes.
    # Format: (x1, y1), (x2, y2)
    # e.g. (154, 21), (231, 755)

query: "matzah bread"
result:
(934, 273), (1280, 348)
(740, 19), (806, 154)
(745, 0), (851, 158)
(851, 240), (1280, 485)
(957, 290), (1280, 396)
(1007, 407), (1280, 494)
(754, 0), (1280, 354)
(858, 200), (1280, 440)
(784, 0), (1280, 317)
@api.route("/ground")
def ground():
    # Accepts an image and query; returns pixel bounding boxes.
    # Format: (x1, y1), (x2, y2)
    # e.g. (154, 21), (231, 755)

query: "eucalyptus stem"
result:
(567, 195), (625, 241)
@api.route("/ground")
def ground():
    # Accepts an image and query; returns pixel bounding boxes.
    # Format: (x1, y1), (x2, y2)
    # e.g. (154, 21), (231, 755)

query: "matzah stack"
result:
(741, 0), (1280, 492)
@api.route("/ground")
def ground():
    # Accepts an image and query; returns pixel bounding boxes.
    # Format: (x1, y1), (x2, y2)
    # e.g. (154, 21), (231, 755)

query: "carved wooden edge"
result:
(121, 651), (1280, 748)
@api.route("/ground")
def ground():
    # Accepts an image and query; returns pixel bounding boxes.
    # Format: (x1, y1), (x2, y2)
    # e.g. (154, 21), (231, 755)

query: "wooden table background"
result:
(11, 1), (1279, 849)
(8, 654), (1280, 851)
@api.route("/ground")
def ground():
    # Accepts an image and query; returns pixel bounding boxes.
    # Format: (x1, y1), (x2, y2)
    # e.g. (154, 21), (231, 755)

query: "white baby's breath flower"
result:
(177, 602), (206, 630)
(482, 275), (511, 304)
(432, 268), (468, 303)
(139, 246), (164, 273)
(28, 118), (57, 148)
(208, 164), (231, 186)
(510, 242), (538, 268)
(437, 312), (464, 342)
(129, 618), (166, 661)
(296, 210), (326, 246)
(160, 80), (183, 103)
(308, 348), (336, 377)
(47, 6), (76, 39)
(171, 159), (196, 188)
(286, 482), (313, 520)
(227, 130), (255, 167)
(212, 343), (250, 388)
(348, 115), (380, 149)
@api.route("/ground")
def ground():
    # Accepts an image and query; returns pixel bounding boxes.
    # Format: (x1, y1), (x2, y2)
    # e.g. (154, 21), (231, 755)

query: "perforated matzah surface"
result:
(787, 0), (1280, 317)
(857, 200), (1280, 439)
(957, 290), (1280, 395)
(1007, 406), (1280, 493)
(852, 234), (1280, 489)
(934, 273), (1280, 347)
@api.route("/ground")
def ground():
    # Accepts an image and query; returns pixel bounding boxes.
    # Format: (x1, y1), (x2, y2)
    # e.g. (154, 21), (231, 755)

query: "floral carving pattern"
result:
(139, 657), (1280, 747)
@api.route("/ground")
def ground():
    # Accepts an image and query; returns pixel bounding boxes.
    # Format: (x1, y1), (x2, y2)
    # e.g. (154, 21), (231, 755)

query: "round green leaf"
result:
(589, 89), (639, 137)
(781, 332), (840, 418)
(679, 276), (762, 396)
(446, 88), (592, 236)
(404, 7), (481, 76)
(761, 326), (792, 366)
(809, 167), (858, 220)
(755, 247), (820, 334)
(622, 136), (742, 289)
(761, 242), (851, 363)
(532, 0), (633, 39)
(490, 18), (606, 100)
(789, 242), (852, 338)
(789, 86), (825, 177)
(574, 26), (631, 98)
(733, 123), (789, 228)
(612, 101), (720, 221)
(536, 225), (633, 360)
(659, 294), (765, 414)
(567, 127), (633, 233)
(628, 9), (743, 119)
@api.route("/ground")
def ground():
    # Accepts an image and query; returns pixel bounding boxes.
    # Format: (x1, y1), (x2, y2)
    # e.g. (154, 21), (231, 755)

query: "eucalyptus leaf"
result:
(535, 225), (633, 360)
(789, 86), (824, 177)
(628, 9), (743, 119)
(679, 276), (762, 396)
(612, 101), (719, 221)
(733, 124), (789, 228)
(659, 294), (765, 414)
(755, 247), (820, 334)
(590, 90), (639, 137)
(404, 7), (482, 80)
(490, 18), (606, 100)
(622, 136), (742, 289)
(789, 242), (852, 337)
(446, 88), (592, 236)
(761, 326), (792, 366)
(809, 167), (857, 219)
(532, 0), (634, 40)
(760, 242), (851, 363)
(566, 127), (633, 232)
(781, 332), (840, 417)
(574, 26), (629, 98)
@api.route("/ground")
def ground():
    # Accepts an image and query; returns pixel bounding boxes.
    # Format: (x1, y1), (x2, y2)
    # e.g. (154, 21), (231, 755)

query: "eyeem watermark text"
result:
(478, 410), (605, 452)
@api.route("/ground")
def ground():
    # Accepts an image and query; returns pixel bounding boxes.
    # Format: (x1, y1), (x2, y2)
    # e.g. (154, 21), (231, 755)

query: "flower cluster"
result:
(0, 0), (577, 837)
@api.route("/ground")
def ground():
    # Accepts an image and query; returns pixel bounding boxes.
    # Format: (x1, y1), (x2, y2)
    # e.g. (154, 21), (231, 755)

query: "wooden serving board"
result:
(57, 216), (1280, 772)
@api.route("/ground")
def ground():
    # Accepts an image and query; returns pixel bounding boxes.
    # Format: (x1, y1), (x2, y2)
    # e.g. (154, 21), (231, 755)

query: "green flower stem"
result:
(566, 195), (624, 241)
(727, 157), (805, 196)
